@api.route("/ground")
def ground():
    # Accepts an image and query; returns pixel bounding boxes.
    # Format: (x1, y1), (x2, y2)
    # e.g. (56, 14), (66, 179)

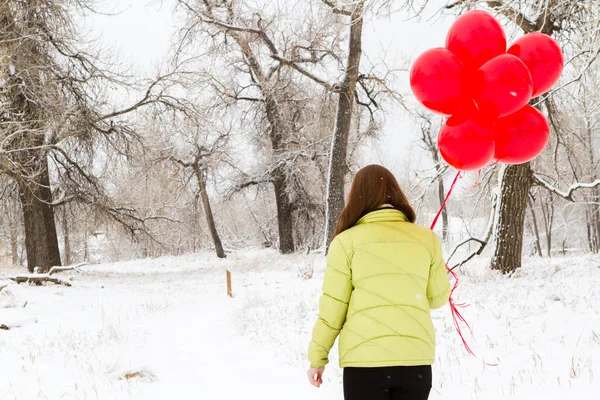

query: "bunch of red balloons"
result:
(410, 10), (564, 171)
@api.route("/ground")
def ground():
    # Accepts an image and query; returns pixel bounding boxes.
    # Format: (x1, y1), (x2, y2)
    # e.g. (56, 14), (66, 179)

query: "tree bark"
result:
(18, 157), (62, 273)
(272, 169), (295, 253)
(584, 120), (600, 253)
(491, 163), (533, 274)
(263, 93), (296, 254)
(324, 1), (365, 247)
(587, 187), (600, 254)
(193, 165), (226, 258)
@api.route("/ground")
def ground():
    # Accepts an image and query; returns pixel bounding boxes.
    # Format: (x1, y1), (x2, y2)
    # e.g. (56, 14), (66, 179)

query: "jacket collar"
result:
(356, 209), (408, 226)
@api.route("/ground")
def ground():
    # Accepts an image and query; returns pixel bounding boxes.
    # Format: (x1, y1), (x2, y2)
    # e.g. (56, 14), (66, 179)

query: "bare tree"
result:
(0, 0), (91, 272)
(165, 114), (230, 259)
(172, 0), (359, 253)
(0, 0), (187, 272)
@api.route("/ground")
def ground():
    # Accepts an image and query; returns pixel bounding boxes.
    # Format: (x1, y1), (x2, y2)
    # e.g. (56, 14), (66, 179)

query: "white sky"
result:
(87, 0), (460, 183)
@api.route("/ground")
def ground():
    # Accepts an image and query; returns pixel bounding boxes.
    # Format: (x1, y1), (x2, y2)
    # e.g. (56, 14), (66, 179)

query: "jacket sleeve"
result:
(427, 231), (451, 309)
(308, 237), (353, 368)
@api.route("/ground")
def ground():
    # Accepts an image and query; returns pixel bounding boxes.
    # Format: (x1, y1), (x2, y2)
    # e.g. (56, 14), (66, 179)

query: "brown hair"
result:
(334, 164), (416, 238)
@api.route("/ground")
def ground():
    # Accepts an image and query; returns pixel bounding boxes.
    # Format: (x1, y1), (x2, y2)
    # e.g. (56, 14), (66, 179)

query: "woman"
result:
(307, 164), (450, 400)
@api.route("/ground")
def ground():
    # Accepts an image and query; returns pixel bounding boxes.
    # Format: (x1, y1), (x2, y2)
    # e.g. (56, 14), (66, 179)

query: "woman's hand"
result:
(307, 367), (325, 387)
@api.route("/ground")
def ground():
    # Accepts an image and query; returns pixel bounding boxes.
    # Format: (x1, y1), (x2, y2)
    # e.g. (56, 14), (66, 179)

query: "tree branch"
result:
(179, 0), (280, 56)
(99, 75), (172, 121)
(271, 55), (334, 91)
(485, 1), (538, 33)
(445, 0), (538, 33)
(320, 0), (352, 16)
(534, 175), (600, 202)
(445, 0), (465, 9)
(48, 263), (89, 276)
(447, 191), (498, 271)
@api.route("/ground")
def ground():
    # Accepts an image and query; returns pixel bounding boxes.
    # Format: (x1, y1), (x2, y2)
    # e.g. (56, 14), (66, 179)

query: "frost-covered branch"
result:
(48, 263), (89, 276)
(534, 175), (600, 202)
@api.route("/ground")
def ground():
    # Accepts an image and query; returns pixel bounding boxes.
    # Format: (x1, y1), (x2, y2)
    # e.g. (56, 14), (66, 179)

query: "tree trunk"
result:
(587, 186), (600, 254)
(18, 157), (61, 273)
(83, 223), (89, 262)
(10, 223), (19, 266)
(541, 199), (554, 257)
(272, 169), (295, 253)
(61, 208), (71, 266)
(3, 208), (19, 266)
(261, 90), (295, 254)
(324, 1), (365, 247)
(193, 165), (226, 258)
(235, 39), (296, 254)
(584, 120), (599, 253)
(263, 92), (296, 254)
(491, 163), (533, 274)
(528, 196), (543, 257)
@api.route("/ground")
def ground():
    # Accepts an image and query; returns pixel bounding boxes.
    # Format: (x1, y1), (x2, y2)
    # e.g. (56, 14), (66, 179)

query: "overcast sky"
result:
(87, 0), (461, 182)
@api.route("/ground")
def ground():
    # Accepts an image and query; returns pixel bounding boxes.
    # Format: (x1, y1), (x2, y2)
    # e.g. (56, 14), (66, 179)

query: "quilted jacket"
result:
(308, 209), (451, 369)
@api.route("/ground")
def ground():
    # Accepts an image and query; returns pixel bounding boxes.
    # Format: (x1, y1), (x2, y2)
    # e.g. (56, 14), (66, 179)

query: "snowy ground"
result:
(1, 250), (599, 400)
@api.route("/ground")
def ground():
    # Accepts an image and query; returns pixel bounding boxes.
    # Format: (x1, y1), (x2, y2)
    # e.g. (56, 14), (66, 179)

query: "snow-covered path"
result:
(129, 293), (340, 399)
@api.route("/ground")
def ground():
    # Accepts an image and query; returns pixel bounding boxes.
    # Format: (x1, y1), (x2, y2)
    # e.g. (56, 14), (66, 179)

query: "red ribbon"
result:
(430, 171), (499, 368)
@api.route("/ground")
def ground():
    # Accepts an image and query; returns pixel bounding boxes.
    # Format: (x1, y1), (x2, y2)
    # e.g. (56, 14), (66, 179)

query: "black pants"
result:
(343, 365), (432, 400)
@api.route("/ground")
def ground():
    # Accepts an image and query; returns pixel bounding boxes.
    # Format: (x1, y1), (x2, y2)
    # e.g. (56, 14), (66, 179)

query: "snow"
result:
(1, 251), (599, 399)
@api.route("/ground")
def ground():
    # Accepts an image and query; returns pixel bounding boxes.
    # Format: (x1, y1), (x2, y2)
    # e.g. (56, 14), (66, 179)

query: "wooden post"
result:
(226, 269), (233, 298)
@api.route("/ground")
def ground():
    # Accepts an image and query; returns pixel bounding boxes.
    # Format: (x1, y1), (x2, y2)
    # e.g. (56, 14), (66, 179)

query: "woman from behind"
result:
(307, 164), (451, 400)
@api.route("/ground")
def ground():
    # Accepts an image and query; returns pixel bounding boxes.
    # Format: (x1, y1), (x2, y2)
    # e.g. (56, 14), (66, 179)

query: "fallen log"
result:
(8, 275), (72, 287)
(0, 262), (89, 287)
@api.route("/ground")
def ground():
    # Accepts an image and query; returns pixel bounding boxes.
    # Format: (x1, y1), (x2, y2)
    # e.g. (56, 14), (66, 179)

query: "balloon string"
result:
(430, 171), (462, 231)
(446, 264), (499, 368)
(430, 170), (499, 368)
(474, 169), (481, 189)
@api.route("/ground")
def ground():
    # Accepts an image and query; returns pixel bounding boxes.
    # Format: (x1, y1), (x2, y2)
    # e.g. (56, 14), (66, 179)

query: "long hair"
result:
(334, 165), (416, 238)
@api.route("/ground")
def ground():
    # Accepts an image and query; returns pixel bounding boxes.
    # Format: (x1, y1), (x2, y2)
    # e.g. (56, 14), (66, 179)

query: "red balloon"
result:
(493, 105), (549, 164)
(438, 114), (495, 171)
(508, 32), (564, 97)
(446, 10), (507, 71)
(410, 48), (465, 115)
(474, 54), (533, 119)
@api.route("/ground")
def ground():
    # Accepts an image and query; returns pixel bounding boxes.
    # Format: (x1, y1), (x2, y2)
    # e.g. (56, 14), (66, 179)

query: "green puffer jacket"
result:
(308, 209), (451, 369)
